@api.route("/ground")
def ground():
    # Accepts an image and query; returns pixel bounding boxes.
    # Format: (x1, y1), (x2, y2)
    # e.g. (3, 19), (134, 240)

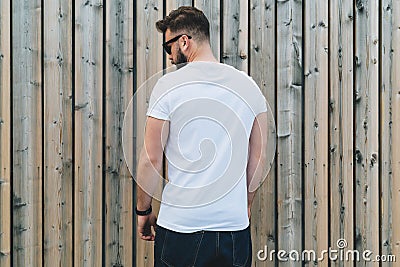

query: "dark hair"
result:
(156, 6), (210, 42)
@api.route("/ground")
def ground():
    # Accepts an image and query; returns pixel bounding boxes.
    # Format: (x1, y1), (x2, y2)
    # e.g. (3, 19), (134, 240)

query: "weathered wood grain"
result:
(0, 1), (11, 266)
(136, 1), (164, 266)
(104, 0), (134, 266)
(249, 0), (276, 266)
(222, 0), (248, 71)
(194, 0), (220, 60)
(12, 0), (43, 265)
(389, 0), (400, 263)
(381, 0), (394, 265)
(304, 0), (329, 266)
(74, 0), (103, 266)
(329, 0), (354, 266)
(354, 0), (380, 265)
(169, 0), (192, 8)
(43, 0), (73, 266)
(277, 0), (303, 265)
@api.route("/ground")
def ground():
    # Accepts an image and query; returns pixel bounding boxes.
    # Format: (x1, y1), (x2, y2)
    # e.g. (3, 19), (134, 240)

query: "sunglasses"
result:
(162, 34), (192, 55)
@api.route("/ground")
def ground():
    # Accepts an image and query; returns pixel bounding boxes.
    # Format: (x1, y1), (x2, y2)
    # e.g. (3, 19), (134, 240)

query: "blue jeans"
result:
(154, 225), (252, 267)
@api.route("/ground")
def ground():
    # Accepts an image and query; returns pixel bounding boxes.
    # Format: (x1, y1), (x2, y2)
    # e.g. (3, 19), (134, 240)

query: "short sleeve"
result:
(146, 79), (170, 120)
(248, 76), (268, 115)
(255, 93), (268, 115)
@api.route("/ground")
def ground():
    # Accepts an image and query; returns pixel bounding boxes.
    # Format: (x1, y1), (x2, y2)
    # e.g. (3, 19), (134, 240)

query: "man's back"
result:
(147, 62), (267, 232)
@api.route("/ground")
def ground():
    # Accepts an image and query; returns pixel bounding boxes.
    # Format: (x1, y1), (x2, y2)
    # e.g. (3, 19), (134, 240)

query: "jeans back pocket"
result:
(161, 230), (204, 267)
(231, 228), (251, 267)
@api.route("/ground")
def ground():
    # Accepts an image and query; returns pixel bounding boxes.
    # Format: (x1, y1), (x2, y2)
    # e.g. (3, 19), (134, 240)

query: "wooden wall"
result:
(0, 0), (399, 266)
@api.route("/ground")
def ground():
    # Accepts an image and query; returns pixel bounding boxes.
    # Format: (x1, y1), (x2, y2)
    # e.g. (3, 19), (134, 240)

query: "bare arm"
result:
(136, 117), (169, 240)
(246, 112), (268, 218)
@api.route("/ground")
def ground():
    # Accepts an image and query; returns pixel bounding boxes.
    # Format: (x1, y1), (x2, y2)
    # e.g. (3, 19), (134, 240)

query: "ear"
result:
(179, 35), (190, 52)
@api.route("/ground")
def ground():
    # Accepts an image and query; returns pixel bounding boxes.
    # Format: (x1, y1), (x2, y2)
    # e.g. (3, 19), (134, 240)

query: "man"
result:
(135, 6), (268, 267)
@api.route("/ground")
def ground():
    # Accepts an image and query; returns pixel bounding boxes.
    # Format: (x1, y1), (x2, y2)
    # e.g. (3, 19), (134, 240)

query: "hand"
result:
(137, 213), (157, 241)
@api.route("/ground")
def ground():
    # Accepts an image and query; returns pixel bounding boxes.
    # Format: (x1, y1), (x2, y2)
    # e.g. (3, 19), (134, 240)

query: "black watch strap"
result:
(135, 205), (152, 216)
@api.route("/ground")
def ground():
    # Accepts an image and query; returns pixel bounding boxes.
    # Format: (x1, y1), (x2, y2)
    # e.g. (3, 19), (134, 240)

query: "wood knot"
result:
(355, 149), (363, 163)
(370, 153), (378, 167)
(356, 0), (364, 11)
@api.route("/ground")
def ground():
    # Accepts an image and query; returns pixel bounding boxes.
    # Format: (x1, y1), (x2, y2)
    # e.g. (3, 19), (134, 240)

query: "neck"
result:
(187, 43), (218, 63)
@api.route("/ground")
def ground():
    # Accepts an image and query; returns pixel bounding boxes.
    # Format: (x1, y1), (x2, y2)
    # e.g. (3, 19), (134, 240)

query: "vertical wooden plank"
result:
(43, 0), (73, 266)
(222, 0), (248, 71)
(194, 0), (221, 61)
(354, 0), (379, 265)
(0, 0), (11, 265)
(12, 0), (43, 266)
(276, 0), (303, 265)
(381, 0), (393, 264)
(136, 1), (163, 266)
(389, 0), (400, 262)
(304, 0), (329, 265)
(249, 0), (276, 266)
(74, 0), (103, 266)
(329, 0), (354, 265)
(105, 0), (134, 266)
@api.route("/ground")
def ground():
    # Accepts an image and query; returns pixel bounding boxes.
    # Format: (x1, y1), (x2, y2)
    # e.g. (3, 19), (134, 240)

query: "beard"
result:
(174, 47), (188, 68)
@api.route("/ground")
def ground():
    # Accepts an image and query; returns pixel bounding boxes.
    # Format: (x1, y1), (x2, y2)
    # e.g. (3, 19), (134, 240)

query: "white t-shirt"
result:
(146, 61), (267, 233)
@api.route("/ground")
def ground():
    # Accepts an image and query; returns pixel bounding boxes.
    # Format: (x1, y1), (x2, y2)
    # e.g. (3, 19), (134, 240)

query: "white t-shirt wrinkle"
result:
(146, 61), (267, 233)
